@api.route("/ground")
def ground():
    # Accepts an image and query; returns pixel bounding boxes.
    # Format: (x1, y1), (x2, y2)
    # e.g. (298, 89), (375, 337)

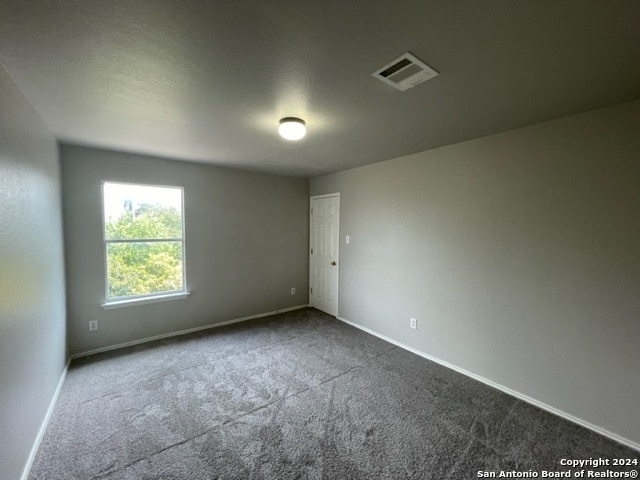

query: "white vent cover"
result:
(372, 52), (438, 91)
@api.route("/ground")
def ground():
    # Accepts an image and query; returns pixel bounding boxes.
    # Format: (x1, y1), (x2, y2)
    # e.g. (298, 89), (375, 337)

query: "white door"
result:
(309, 194), (339, 316)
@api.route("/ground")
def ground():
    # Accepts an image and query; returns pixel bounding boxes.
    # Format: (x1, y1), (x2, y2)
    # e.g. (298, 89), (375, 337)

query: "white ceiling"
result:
(1, 1), (639, 177)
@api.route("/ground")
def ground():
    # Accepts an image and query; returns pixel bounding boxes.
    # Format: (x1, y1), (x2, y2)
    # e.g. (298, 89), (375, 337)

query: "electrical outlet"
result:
(89, 320), (98, 331)
(290, 287), (296, 295)
(410, 318), (417, 330)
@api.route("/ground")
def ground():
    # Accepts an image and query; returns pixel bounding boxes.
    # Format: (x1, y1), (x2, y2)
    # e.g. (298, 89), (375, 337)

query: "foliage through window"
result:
(102, 182), (185, 302)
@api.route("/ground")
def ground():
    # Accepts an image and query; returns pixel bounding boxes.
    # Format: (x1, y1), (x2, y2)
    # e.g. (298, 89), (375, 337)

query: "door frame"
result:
(309, 192), (340, 316)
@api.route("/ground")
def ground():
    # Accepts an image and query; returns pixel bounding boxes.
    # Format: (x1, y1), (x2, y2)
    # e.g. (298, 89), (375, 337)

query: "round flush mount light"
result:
(278, 117), (306, 141)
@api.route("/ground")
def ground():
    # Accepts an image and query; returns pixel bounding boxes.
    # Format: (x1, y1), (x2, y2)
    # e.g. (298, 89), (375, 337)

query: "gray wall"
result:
(62, 145), (309, 354)
(310, 100), (640, 446)
(0, 67), (67, 479)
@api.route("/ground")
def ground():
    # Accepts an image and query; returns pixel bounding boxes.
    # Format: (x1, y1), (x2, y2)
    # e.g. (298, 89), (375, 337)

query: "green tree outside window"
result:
(103, 183), (184, 301)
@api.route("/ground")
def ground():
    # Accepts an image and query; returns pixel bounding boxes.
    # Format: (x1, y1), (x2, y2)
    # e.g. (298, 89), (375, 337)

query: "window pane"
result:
(104, 183), (183, 240)
(106, 241), (183, 299)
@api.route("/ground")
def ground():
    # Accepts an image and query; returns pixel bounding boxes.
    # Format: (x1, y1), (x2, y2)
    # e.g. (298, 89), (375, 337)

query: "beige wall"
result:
(311, 100), (640, 447)
(0, 67), (67, 480)
(62, 144), (309, 354)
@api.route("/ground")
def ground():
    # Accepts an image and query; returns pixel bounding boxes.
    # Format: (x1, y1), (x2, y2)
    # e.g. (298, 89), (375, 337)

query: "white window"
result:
(102, 182), (186, 306)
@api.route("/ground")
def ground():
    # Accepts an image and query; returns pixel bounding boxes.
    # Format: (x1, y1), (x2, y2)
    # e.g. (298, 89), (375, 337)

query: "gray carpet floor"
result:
(29, 308), (638, 479)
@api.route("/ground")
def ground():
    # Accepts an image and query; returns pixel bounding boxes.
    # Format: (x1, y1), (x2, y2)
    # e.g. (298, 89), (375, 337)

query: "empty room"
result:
(1, 1), (639, 479)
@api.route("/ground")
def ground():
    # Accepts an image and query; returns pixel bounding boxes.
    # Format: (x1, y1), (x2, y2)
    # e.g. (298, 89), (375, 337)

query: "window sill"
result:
(101, 292), (190, 310)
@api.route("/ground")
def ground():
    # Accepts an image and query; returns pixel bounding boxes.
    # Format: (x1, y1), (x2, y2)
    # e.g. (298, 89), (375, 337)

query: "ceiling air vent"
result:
(372, 52), (438, 91)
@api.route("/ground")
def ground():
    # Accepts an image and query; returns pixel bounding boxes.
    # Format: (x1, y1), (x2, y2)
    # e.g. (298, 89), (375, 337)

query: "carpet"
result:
(28, 308), (639, 479)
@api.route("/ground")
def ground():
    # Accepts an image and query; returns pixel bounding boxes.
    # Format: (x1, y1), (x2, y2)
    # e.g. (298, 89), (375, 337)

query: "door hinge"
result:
(310, 248), (313, 254)
(310, 287), (313, 294)
(311, 207), (313, 215)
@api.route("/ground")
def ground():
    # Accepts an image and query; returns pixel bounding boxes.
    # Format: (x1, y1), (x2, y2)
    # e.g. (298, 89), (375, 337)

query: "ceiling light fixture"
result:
(278, 117), (306, 141)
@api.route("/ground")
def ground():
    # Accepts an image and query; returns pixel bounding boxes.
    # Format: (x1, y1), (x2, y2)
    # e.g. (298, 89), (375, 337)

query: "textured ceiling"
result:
(1, 1), (639, 177)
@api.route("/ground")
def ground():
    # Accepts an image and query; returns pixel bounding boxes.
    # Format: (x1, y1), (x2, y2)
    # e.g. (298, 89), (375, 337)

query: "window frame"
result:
(100, 181), (188, 309)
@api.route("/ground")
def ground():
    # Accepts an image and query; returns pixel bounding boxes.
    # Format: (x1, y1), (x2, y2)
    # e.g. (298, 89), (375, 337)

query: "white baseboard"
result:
(21, 357), (71, 480)
(71, 304), (309, 359)
(337, 315), (640, 453)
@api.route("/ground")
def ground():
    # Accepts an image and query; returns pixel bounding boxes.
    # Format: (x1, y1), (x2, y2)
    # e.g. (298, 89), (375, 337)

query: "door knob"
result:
(331, 261), (336, 266)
